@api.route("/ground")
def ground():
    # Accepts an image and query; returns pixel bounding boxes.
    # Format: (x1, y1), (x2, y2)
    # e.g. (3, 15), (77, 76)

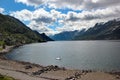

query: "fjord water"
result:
(6, 41), (120, 71)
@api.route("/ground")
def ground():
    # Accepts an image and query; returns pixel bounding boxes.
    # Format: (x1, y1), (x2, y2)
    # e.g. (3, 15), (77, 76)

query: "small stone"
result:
(116, 75), (120, 79)
(25, 65), (32, 69)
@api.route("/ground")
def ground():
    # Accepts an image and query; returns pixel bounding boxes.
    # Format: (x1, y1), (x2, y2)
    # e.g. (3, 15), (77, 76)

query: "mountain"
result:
(33, 31), (53, 41)
(51, 18), (120, 40)
(0, 13), (53, 46)
(74, 19), (120, 40)
(50, 30), (79, 40)
(50, 29), (86, 40)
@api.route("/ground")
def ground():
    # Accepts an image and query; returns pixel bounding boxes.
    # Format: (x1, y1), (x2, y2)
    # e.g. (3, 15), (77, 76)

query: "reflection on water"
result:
(6, 41), (120, 71)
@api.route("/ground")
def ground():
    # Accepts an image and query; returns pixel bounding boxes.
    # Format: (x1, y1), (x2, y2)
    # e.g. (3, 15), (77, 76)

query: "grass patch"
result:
(0, 47), (3, 51)
(0, 74), (16, 80)
(0, 41), (4, 46)
(0, 41), (6, 50)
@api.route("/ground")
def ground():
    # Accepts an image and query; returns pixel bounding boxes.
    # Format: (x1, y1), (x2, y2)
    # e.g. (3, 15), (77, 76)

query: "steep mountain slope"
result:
(33, 31), (53, 41)
(0, 13), (52, 46)
(74, 19), (120, 40)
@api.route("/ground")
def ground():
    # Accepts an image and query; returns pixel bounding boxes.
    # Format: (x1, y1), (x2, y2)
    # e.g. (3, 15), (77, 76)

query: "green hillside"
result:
(0, 13), (46, 46)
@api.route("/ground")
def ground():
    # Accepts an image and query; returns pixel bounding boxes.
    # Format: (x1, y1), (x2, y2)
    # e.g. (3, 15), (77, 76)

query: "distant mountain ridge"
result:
(0, 13), (53, 46)
(74, 19), (120, 40)
(50, 30), (79, 40)
(51, 18), (120, 40)
(50, 29), (86, 40)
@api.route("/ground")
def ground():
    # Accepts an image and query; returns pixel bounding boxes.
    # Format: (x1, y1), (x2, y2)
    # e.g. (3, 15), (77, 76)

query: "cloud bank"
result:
(12, 0), (120, 35)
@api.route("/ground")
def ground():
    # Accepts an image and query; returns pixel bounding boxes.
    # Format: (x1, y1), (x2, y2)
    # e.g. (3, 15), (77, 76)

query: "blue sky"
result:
(0, 0), (34, 13)
(0, 0), (120, 35)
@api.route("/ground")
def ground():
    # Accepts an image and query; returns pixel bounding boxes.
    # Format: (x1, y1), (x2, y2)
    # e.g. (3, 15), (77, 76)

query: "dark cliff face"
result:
(74, 19), (120, 40)
(0, 13), (53, 45)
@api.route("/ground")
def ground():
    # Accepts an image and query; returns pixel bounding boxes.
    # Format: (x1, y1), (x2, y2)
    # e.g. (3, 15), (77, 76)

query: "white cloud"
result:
(15, 0), (45, 7)
(10, 8), (58, 35)
(10, 9), (32, 21)
(50, 9), (61, 19)
(32, 8), (55, 24)
(15, 0), (120, 10)
(48, 0), (84, 10)
(10, 5), (120, 35)
(11, 0), (120, 35)
(70, 6), (120, 21)
(0, 7), (5, 13)
(82, 0), (120, 10)
(55, 5), (120, 32)
(28, 20), (57, 35)
(56, 22), (81, 32)
(48, 0), (120, 10)
(65, 11), (80, 21)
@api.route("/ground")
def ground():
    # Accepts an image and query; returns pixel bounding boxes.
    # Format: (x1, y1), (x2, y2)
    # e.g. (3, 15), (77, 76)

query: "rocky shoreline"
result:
(0, 45), (120, 80)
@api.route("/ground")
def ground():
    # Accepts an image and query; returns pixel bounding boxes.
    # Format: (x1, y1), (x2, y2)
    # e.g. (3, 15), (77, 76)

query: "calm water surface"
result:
(6, 41), (120, 71)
